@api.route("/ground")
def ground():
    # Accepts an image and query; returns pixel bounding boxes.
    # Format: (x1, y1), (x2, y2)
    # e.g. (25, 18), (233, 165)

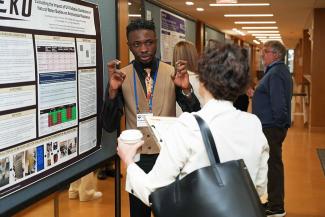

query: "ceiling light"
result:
(128, 14), (141, 17)
(225, 14), (273, 17)
(128, 2), (132, 5)
(196, 7), (204, 11)
(247, 30), (279, 33)
(253, 40), (261, 44)
(210, 3), (270, 7)
(185, 1), (194, 6)
(252, 33), (281, 36)
(232, 28), (246, 36)
(242, 26), (278, 29)
(235, 21), (276, 24)
(260, 39), (283, 42)
(217, 0), (237, 3)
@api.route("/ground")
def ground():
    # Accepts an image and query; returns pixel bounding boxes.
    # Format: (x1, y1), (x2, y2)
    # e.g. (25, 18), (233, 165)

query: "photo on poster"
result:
(77, 38), (96, 67)
(59, 141), (68, 159)
(52, 142), (59, 164)
(46, 142), (53, 167)
(36, 145), (44, 172)
(13, 152), (25, 181)
(0, 157), (10, 188)
(24, 147), (36, 177)
(67, 139), (76, 155)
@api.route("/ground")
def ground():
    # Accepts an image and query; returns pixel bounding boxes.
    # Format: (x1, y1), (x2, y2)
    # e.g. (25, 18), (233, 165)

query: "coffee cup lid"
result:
(120, 129), (143, 141)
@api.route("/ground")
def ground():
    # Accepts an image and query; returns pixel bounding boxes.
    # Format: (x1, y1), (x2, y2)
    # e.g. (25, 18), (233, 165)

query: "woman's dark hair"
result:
(126, 19), (155, 39)
(198, 43), (250, 101)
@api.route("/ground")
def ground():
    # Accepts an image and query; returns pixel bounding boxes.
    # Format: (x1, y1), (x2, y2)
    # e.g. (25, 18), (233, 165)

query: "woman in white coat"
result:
(117, 43), (269, 206)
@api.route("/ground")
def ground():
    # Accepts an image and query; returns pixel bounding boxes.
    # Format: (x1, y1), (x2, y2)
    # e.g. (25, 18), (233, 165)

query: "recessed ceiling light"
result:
(252, 33), (281, 36)
(232, 28), (246, 36)
(196, 7), (204, 11)
(247, 30), (279, 33)
(225, 14), (273, 17)
(210, 3), (270, 7)
(128, 14), (141, 17)
(235, 21), (276, 24)
(128, 2), (132, 6)
(185, 1), (194, 5)
(260, 39), (283, 42)
(242, 26), (278, 29)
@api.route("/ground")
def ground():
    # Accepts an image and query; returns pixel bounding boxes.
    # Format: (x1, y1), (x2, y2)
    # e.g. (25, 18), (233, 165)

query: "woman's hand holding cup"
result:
(117, 130), (144, 166)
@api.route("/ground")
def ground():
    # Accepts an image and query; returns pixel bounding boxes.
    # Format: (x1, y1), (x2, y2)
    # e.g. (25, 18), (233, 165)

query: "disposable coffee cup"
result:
(119, 129), (143, 162)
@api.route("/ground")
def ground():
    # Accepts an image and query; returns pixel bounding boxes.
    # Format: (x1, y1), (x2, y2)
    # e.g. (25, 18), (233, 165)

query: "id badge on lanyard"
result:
(137, 113), (153, 127)
(133, 63), (158, 127)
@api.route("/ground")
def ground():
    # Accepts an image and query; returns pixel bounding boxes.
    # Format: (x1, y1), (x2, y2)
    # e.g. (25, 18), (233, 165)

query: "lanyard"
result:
(133, 62), (159, 113)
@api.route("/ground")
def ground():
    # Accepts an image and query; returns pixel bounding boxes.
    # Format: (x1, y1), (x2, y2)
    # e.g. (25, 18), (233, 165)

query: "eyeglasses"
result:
(263, 49), (275, 54)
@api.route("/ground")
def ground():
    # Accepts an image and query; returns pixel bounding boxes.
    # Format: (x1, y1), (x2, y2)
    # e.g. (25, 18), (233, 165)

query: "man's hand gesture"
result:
(172, 60), (190, 91)
(107, 59), (125, 99)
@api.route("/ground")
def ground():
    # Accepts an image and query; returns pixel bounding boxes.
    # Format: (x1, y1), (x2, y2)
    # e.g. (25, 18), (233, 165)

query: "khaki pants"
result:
(69, 172), (97, 201)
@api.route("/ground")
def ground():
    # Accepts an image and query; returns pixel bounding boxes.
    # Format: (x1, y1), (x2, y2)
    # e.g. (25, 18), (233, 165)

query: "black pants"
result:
(263, 127), (288, 210)
(129, 154), (159, 217)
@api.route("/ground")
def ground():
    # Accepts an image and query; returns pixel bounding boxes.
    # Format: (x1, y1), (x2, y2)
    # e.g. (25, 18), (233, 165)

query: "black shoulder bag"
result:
(149, 114), (265, 217)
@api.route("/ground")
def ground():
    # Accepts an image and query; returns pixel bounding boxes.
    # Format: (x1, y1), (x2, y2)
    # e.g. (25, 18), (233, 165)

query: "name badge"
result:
(137, 113), (153, 127)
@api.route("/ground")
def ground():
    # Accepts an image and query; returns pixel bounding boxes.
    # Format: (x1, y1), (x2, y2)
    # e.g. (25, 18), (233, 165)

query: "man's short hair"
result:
(264, 40), (287, 61)
(126, 19), (155, 39)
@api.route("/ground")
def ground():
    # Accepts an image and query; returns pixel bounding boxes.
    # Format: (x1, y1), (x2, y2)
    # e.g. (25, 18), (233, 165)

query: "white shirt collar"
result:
(198, 99), (235, 121)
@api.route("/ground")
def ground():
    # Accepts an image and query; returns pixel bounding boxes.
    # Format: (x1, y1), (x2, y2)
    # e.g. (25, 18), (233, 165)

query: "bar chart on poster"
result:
(0, 0), (104, 204)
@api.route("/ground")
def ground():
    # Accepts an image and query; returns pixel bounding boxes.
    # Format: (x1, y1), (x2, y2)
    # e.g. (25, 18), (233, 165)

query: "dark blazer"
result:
(252, 61), (293, 128)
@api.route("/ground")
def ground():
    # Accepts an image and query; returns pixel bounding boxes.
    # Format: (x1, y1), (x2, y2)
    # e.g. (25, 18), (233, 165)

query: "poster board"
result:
(160, 9), (186, 63)
(0, 0), (116, 215)
(144, 0), (197, 61)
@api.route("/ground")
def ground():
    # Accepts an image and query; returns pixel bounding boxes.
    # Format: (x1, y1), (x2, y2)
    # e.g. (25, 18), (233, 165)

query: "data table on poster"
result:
(36, 36), (77, 73)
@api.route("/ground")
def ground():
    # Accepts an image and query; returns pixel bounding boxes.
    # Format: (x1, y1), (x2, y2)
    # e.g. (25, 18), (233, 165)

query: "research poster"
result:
(0, 0), (102, 199)
(160, 9), (186, 63)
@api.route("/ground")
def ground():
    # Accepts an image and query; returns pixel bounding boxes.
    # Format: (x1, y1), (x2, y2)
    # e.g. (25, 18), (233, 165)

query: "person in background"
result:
(117, 43), (269, 208)
(252, 40), (292, 217)
(173, 40), (204, 116)
(97, 159), (116, 180)
(69, 172), (102, 202)
(101, 19), (200, 217)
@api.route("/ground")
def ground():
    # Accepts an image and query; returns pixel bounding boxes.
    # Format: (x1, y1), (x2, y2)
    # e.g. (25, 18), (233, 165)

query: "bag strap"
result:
(193, 114), (220, 164)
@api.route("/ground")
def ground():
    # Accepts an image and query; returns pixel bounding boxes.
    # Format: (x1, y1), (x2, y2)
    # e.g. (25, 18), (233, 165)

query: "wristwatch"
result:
(181, 86), (193, 97)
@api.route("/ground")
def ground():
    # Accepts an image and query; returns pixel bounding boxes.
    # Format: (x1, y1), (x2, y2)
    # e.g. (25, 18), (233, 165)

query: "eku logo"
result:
(0, 0), (32, 20)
